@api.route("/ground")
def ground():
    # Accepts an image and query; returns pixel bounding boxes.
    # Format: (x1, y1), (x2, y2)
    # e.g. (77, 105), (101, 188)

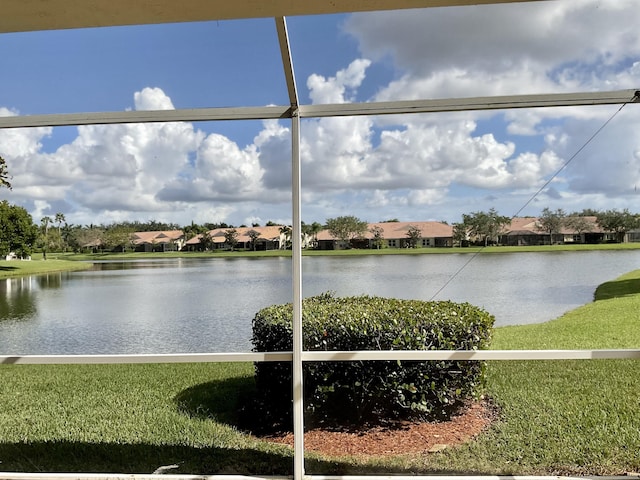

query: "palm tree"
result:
(40, 216), (52, 260)
(54, 212), (66, 234)
(310, 221), (323, 248)
(279, 225), (292, 249)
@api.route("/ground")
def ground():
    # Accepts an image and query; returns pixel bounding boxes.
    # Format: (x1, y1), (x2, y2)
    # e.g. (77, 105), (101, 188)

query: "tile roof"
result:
(504, 216), (603, 235)
(316, 221), (453, 241)
(185, 225), (285, 244)
(132, 230), (184, 245)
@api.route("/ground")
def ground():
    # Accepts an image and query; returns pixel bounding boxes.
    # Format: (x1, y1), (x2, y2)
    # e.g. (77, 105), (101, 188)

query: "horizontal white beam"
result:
(299, 89), (640, 118)
(0, 0), (546, 34)
(0, 352), (293, 365)
(1, 90), (638, 130)
(3, 349), (639, 365)
(301, 349), (640, 361)
(0, 106), (291, 129)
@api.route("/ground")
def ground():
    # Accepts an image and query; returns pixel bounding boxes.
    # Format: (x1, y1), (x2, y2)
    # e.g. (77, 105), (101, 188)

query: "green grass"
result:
(0, 271), (639, 475)
(59, 241), (640, 262)
(0, 258), (92, 279)
(0, 363), (295, 474)
(62, 249), (292, 261)
(427, 269), (640, 475)
(491, 269), (640, 350)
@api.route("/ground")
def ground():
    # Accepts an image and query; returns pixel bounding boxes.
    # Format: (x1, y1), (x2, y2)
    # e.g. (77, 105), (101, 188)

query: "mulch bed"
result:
(260, 401), (496, 458)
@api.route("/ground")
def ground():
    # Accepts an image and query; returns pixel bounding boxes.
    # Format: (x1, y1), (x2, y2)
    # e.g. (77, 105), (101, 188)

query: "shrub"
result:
(250, 293), (494, 430)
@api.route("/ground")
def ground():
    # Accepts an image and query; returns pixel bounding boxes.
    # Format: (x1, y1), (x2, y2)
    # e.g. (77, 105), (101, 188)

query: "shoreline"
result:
(2, 243), (640, 280)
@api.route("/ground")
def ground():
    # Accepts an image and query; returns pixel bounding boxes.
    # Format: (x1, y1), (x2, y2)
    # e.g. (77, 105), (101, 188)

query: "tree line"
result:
(0, 201), (639, 257)
(452, 207), (640, 246)
(316, 209), (640, 249)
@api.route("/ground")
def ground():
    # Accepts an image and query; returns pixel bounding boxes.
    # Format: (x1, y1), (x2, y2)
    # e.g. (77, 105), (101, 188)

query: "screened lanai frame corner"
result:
(1, 1), (639, 479)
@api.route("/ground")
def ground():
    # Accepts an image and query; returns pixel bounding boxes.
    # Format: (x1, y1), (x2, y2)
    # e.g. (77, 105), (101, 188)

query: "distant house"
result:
(82, 238), (103, 253)
(184, 225), (287, 251)
(316, 221), (453, 250)
(132, 230), (185, 252)
(498, 217), (616, 246)
(499, 217), (548, 246)
(628, 229), (640, 243)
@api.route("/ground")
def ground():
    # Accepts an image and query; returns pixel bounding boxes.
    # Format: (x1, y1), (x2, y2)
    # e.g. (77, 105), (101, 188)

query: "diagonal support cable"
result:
(430, 91), (640, 301)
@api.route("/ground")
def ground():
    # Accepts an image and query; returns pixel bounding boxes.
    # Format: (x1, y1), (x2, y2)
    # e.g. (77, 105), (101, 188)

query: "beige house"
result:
(499, 216), (615, 246)
(316, 221), (453, 250)
(184, 225), (289, 251)
(132, 230), (185, 252)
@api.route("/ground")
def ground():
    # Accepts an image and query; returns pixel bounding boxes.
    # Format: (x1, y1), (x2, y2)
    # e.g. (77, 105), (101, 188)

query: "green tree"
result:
(39, 228), (64, 254)
(183, 222), (207, 241)
(0, 201), (37, 257)
(68, 225), (104, 252)
(52, 212), (68, 251)
(54, 212), (66, 233)
(452, 222), (468, 247)
(325, 215), (368, 248)
(0, 155), (12, 190)
(103, 225), (134, 252)
(564, 215), (595, 242)
(301, 221), (312, 239)
(200, 231), (214, 251)
(405, 225), (422, 248)
(302, 221), (323, 249)
(462, 208), (510, 246)
(536, 208), (566, 245)
(247, 229), (260, 251)
(596, 209), (640, 243)
(38, 216), (52, 260)
(569, 208), (600, 217)
(369, 225), (385, 249)
(279, 225), (292, 249)
(224, 228), (239, 251)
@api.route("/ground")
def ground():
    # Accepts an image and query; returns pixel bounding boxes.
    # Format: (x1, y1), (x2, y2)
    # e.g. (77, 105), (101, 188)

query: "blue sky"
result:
(1, 1), (640, 228)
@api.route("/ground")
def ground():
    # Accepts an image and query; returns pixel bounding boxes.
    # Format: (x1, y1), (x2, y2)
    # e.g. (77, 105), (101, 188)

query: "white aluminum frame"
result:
(1, 3), (639, 480)
(2, 349), (640, 365)
(1, 90), (638, 130)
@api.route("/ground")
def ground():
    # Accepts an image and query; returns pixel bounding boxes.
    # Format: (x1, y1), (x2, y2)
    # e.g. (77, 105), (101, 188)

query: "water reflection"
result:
(0, 277), (37, 320)
(0, 251), (638, 355)
(36, 272), (63, 289)
(92, 258), (186, 271)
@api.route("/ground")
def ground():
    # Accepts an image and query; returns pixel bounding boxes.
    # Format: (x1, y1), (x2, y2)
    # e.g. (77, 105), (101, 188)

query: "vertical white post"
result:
(291, 108), (305, 480)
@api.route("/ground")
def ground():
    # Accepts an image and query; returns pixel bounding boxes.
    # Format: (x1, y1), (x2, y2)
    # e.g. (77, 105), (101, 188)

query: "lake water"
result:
(0, 250), (639, 355)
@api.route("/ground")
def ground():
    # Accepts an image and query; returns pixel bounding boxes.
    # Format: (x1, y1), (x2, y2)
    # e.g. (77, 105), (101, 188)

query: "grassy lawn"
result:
(59, 241), (640, 262)
(0, 257), (92, 279)
(0, 271), (638, 474)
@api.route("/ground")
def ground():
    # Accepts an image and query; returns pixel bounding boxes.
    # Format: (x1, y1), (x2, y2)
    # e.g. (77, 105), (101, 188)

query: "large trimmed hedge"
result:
(251, 293), (494, 430)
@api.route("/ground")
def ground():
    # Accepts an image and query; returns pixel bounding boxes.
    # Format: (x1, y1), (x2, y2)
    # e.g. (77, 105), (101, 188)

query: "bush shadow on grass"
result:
(0, 440), (292, 475)
(174, 375), (255, 427)
(174, 375), (289, 435)
(0, 439), (494, 476)
(171, 377), (496, 476)
(594, 277), (640, 301)
(0, 376), (495, 476)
